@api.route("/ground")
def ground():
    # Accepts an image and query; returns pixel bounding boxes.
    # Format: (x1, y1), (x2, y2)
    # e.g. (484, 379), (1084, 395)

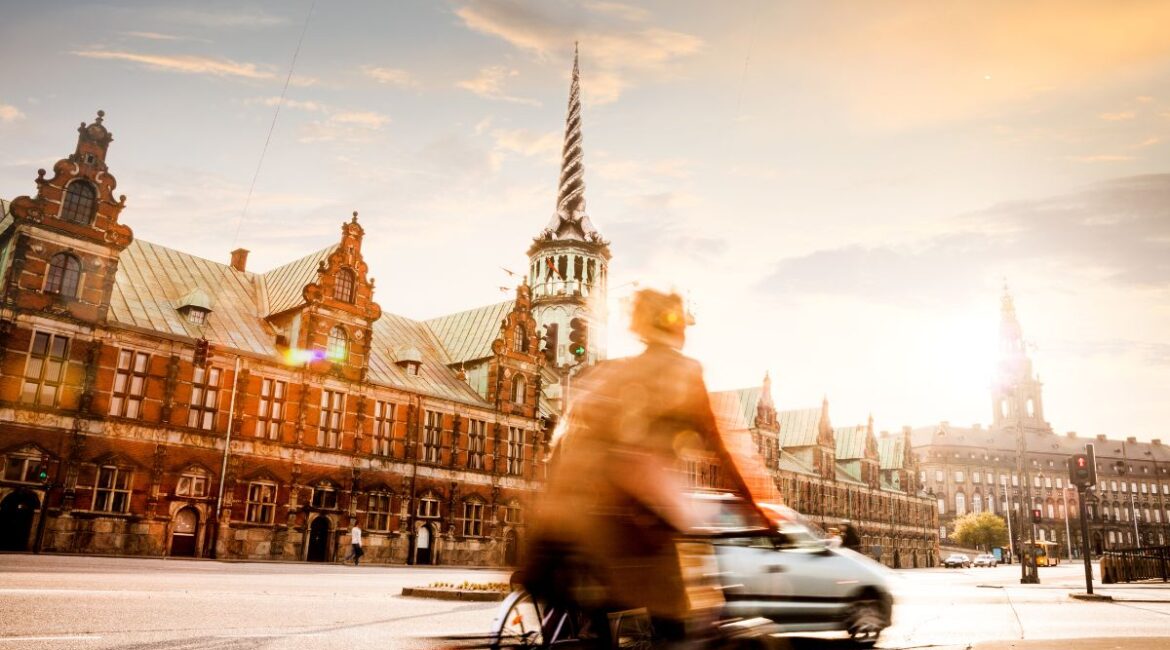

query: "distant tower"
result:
(991, 284), (1047, 430)
(527, 44), (611, 367)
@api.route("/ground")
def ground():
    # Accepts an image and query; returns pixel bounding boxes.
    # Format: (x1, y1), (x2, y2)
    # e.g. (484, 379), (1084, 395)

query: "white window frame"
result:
(367, 492), (393, 531)
(175, 468), (209, 498)
(318, 389), (345, 448)
(22, 331), (70, 407)
(187, 366), (221, 431)
(373, 401), (394, 457)
(462, 499), (485, 537)
(92, 465), (132, 513)
(245, 481), (277, 524)
(423, 410), (443, 463)
(110, 349), (149, 419)
(257, 378), (286, 440)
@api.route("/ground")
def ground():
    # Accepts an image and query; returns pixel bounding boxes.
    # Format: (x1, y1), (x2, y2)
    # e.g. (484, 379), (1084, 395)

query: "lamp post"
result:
(1000, 476), (1015, 563)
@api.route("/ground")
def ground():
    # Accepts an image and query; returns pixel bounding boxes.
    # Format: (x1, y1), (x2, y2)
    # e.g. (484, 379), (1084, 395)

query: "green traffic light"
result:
(570, 344), (586, 357)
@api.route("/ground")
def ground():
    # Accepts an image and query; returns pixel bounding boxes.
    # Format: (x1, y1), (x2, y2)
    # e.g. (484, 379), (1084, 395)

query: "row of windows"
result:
(18, 334), (530, 472)
(926, 467), (1170, 496)
(1, 452), (523, 536)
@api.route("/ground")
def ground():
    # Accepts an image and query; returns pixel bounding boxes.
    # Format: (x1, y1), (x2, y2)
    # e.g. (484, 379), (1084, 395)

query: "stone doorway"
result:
(170, 507), (199, 557)
(414, 524), (434, 565)
(307, 516), (332, 562)
(0, 490), (39, 551)
(504, 529), (519, 566)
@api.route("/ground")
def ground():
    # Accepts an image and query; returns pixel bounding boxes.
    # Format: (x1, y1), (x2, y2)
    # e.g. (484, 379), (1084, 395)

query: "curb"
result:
(1069, 592), (1113, 601)
(401, 587), (507, 602)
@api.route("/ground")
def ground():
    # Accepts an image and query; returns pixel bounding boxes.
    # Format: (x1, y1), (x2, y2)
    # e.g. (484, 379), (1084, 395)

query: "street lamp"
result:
(1000, 475), (1015, 563)
(1012, 387), (1039, 584)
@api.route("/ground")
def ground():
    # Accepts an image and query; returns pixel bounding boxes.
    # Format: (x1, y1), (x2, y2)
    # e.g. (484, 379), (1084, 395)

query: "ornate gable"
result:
(487, 282), (542, 417)
(3, 111), (134, 322)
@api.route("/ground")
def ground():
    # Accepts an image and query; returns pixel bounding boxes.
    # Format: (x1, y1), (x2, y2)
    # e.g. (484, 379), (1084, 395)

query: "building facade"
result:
(710, 377), (940, 569)
(912, 289), (1170, 557)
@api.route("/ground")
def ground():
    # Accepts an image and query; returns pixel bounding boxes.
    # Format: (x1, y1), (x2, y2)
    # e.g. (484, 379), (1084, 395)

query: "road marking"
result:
(215, 633), (325, 638)
(0, 636), (101, 642)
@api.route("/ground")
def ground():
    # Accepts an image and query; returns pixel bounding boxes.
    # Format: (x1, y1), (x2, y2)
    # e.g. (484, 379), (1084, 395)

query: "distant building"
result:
(710, 375), (940, 568)
(912, 289), (1170, 556)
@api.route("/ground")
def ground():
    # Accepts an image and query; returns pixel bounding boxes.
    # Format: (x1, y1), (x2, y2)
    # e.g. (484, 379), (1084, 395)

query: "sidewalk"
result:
(973, 639), (1170, 650)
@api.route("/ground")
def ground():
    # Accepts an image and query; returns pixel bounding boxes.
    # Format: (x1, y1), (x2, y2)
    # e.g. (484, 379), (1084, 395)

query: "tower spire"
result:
(556, 42), (586, 219)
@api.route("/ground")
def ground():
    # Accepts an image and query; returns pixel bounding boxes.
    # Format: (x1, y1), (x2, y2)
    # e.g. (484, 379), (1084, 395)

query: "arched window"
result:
(972, 493), (983, 513)
(937, 497), (945, 515)
(327, 326), (348, 362)
(333, 269), (356, 303)
(514, 324), (528, 353)
(511, 374), (526, 404)
(955, 492), (966, 516)
(60, 181), (97, 225)
(1047, 502), (1055, 519)
(44, 253), (81, 297)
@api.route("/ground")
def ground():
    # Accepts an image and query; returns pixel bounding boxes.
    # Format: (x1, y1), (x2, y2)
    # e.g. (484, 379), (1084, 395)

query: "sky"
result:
(2, 1), (1168, 440)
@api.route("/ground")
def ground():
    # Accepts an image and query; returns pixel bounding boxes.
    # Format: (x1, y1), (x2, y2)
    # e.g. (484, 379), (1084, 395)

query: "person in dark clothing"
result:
(842, 522), (862, 551)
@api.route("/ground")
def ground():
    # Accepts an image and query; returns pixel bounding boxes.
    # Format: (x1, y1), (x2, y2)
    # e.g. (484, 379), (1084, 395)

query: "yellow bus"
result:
(1023, 540), (1060, 567)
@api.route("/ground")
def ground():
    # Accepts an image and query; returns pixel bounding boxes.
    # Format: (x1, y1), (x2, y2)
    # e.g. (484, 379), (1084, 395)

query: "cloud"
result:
(491, 127), (560, 159)
(362, 65), (416, 87)
(155, 8), (290, 29)
(123, 31), (184, 41)
(1066, 154), (1134, 163)
(298, 110), (391, 143)
(0, 103), (25, 122)
(457, 66), (540, 106)
(1133, 136), (1161, 148)
(1048, 339), (1170, 366)
(74, 49), (268, 79)
(454, 0), (702, 104)
(1100, 110), (1137, 121)
(246, 96), (327, 112)
(594, 156), (693, 181)
(758, 175), (1170, 304)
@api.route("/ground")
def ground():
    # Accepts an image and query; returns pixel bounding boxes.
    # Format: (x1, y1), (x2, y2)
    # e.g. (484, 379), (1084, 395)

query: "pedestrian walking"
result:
(346, 521), (363, 566)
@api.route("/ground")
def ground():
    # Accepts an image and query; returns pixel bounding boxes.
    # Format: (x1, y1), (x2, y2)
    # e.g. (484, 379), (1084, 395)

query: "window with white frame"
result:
(110, 349), (149, 419)
(937, 497), (945, 515)
(372, 401), (394, 457)
(22, 332), (70, 407)
(60, 180), (97, 224)
(245, 481), (277, 524)
(510, 374), (526, 404)
(1044, 477), (1052, 488)
(954, 492), (966, 516)
(1012, 474), (1019, 486)
(423, 410), (443, 463)
(367, 492), (393, 531)
(506, 427), (524, 476)
(973, 472), (981, 483)
(935, 469), (943, 482)
(416, 493), (440, 518)
(1056, 477), (1063, 489)
(954, 470), (965, 483)
(972, 493), (983, 513)
(256, 378), (286, 440)
(1047, 503), (1055, 518)
(186, 366), (221, 430)
(462, 499), (485, 537)
(93, 465), (132, 513)
(326, 326), (348, 362)
(503, 501), (522, 525)
(311, 482), (338, 509)
(318, 389), (345, 448)
(175, 467), (209, 498)
(467, 419), (486, 470)
(3, 453), (43, 483)
(45, 252), (82, 298)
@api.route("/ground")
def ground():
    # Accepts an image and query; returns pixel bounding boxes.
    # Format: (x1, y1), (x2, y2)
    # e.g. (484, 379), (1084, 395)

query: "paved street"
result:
(1, 555), (1169, 649)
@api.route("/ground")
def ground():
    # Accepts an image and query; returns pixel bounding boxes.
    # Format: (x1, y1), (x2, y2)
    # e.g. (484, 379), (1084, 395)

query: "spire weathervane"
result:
(556, 42), (586, 219)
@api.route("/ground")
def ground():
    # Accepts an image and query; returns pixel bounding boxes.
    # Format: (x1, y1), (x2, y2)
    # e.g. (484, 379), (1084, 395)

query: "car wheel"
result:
(845, 598), (886, 648)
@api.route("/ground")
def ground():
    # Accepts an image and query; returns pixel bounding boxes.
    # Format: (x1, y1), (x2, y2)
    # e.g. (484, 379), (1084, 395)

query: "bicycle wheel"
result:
(491, 589), (546, 649)
(608, 608), (654, 650)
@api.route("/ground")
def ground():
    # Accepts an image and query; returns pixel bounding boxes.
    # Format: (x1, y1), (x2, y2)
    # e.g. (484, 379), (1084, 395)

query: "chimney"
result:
(1153, 439), (1162, 446)
(1096, 434), (1107, 441)
(1126, 436), (1137, 444)
(1066, 431), (1077, 438)
(230, 248), (250, 273)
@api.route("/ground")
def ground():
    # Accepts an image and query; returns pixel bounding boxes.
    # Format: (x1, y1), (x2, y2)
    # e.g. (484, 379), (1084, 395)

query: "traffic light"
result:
(567, 317), (588, 360)
(541, 323), (558, 365)
(1068, 453), (1095, 488)
(35, 462), (49, 483)
(193, 338), (210, 367)
(1031, 508), (1042, 524)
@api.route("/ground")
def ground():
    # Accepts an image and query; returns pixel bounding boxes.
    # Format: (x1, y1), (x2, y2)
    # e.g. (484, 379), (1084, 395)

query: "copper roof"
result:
(111, 239), (277, 355)
(110, 238), (491, 406)
(878, 434), (905, 470)
(424, 300), (513, 364)
(778, 408), (822, 447)
(710, 387), (762, 432)
(260, 244), (337, 316)
(835, 425), (868, 459)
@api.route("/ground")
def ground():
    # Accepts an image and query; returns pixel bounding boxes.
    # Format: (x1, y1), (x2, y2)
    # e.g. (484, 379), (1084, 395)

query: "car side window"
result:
(714, 535), (777, 549)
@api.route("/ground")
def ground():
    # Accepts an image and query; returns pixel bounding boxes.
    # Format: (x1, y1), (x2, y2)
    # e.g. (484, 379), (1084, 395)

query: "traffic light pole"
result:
(1078, 485), (1094, 595)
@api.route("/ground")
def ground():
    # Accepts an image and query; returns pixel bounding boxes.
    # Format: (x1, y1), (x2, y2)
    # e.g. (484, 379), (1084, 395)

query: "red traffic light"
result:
(1075, 457), (1087, 468)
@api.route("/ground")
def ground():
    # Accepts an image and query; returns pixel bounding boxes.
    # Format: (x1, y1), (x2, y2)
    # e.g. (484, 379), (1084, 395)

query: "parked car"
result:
(943, 553), (972, 568)
(690, 494), (894, 647)
(973, 554), (998, 567)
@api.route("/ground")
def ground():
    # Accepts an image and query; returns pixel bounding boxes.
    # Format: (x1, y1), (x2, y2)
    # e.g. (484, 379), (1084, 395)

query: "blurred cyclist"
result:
(521, 289), (759, 645)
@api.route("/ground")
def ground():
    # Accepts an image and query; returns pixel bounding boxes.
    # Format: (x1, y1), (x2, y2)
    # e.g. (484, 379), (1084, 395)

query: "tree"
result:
(952, 511), (1009, 551)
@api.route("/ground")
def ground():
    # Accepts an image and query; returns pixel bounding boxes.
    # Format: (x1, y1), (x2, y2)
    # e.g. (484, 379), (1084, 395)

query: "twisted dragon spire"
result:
(556, 43), (586, 218)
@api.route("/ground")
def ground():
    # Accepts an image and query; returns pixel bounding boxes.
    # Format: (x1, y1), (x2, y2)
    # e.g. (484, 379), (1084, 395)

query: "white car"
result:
(973, 554), (998, 567)
(690, 495), (894, 647)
